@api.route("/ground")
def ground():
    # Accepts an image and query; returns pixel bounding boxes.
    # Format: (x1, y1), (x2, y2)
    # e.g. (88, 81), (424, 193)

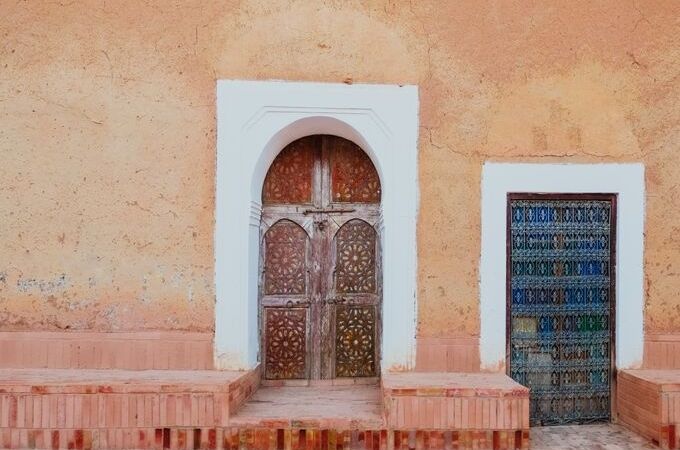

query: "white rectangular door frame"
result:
(480, 163), (645, 371)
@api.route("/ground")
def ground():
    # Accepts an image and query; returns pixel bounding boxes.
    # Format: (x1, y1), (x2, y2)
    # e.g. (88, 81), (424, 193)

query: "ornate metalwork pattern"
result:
(330, 138), (381, 203)
(264, 308), (308, 379)
(335, 306), (376, 377)
(509, 198), (613, 425)
(264, 220), (308, 295)
(335, 220), (377, 294)
(262, 136), (316, 204)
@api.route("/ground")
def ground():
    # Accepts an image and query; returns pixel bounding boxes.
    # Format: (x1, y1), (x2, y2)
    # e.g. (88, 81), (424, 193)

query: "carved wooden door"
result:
(260, 135), (381, 381)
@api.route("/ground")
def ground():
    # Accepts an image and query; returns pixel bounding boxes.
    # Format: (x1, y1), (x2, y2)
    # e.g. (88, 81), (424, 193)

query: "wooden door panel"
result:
(327, 136), (381, 204)
(262, 136), (318, 205)
(263, 307), (309, 379)
(263, 220), (308, 296)
(261, 220), (311, 380)
(334, 219), (377, 294)
(335, 305), (377, 377)
(328, 219), (379, 378)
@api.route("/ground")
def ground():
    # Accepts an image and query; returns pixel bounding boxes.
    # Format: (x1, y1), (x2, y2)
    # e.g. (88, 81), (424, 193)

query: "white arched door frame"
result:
(215, 80), (419, 371)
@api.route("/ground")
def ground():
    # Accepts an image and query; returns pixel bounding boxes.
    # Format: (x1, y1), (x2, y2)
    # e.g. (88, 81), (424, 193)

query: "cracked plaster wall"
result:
(0, 1), (678, 335)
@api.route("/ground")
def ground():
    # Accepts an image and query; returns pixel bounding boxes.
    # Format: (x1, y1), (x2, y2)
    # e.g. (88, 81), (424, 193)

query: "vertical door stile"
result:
(309, 141), (325, 380)
(319, 136), (333, 379)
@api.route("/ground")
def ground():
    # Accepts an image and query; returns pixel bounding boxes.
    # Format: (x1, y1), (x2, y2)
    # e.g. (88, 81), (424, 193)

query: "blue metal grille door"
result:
(507, 194), (616, 426)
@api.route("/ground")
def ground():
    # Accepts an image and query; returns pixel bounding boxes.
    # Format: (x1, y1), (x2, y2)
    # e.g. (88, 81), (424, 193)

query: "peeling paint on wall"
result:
(16, 274), (68, 293)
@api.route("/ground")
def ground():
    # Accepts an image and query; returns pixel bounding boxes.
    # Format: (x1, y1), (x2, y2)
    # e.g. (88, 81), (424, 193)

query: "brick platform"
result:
(382, 372), (530, 449)
(0, 369), (530, 449)
(618, 369), (680, 449)
(0, 368), (259, 449)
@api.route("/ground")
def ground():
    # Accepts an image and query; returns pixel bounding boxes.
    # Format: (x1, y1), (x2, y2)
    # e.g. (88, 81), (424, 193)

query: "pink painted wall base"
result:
(415, 337), (480, 373)
(644, 335), (680, 369)
(0, 332), (213, 370)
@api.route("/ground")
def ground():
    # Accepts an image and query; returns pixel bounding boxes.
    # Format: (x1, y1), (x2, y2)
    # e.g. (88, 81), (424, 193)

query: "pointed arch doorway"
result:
(259, 135), (382, 381)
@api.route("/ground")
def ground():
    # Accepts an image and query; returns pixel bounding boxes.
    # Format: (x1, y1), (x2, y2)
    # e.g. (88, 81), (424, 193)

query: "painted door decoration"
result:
(260, 135), (381, 380)
(507, 194), (616, 425)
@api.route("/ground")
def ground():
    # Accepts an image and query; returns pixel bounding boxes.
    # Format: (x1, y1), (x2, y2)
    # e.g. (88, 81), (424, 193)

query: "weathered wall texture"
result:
(0, 1), (678, 336)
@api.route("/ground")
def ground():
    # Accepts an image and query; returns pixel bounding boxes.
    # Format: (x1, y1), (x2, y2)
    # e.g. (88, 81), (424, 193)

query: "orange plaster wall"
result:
(0, 1), (679, 339)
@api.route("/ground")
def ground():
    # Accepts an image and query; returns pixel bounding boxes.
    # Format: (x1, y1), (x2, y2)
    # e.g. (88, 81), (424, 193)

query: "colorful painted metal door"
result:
(507, 194), (616, 425)
(260, 135), (381, 380)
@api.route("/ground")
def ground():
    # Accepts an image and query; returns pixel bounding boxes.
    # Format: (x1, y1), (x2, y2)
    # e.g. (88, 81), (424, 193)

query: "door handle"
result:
(326, 297), (347, 305)
(303, 208), (356, 215)
(285, 299), (311, 308)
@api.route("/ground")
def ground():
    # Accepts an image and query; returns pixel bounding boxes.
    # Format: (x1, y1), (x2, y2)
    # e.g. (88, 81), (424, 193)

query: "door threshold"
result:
(261, 377), (380, 387)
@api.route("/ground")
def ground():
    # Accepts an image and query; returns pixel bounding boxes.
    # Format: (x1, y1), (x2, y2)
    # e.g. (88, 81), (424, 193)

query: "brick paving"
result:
(530, 423), (658, 449)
